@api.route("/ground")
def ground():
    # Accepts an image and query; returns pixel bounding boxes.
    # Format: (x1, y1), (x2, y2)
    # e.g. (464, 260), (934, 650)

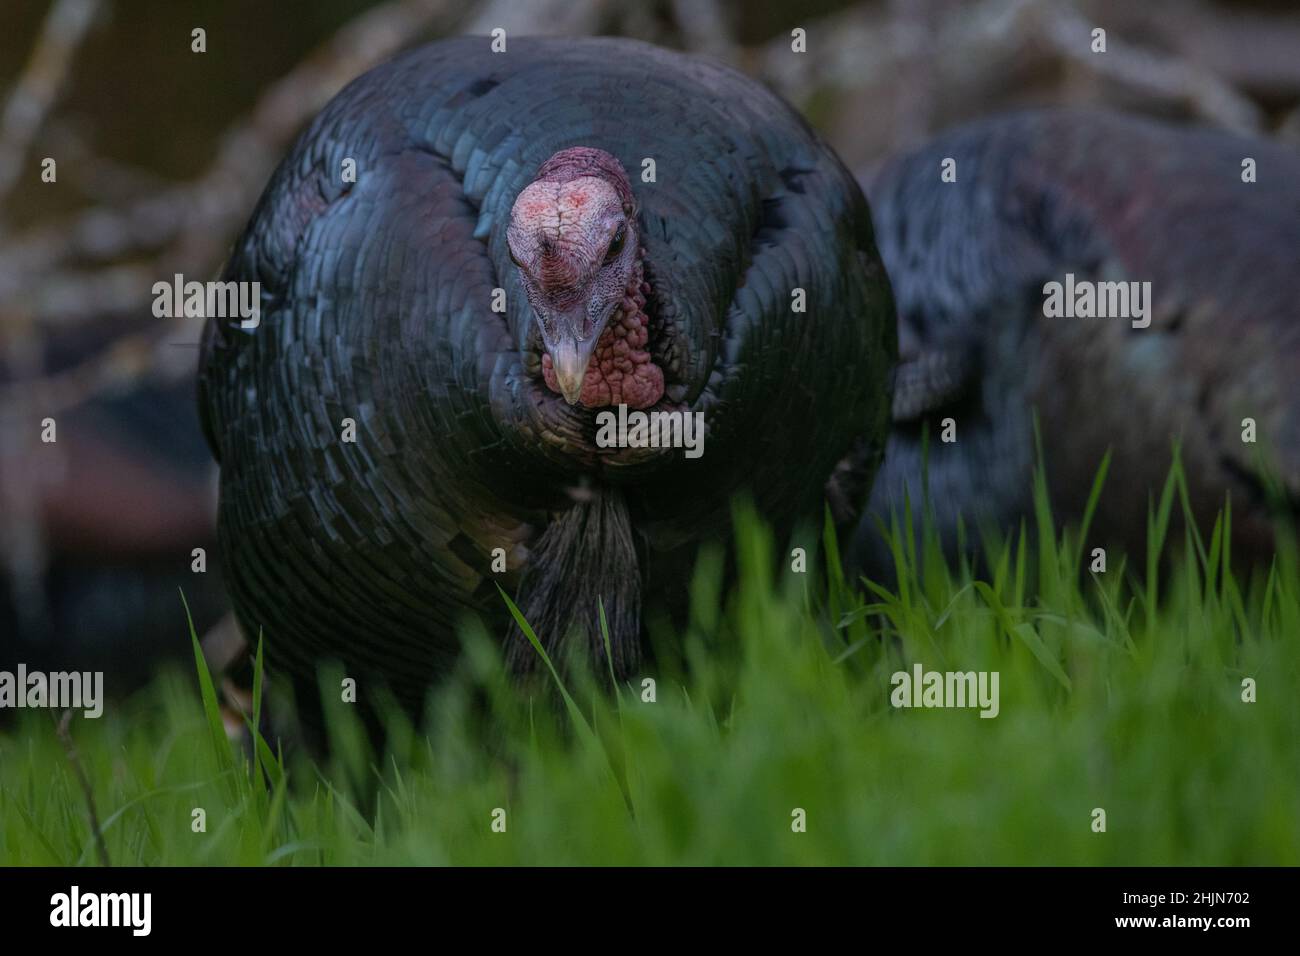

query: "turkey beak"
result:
(549, 337), (592, 405)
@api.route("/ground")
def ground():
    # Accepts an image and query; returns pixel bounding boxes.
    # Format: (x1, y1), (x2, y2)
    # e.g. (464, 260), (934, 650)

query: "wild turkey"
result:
(854, 109), (1300, 574)
(198, 37), (896, 719)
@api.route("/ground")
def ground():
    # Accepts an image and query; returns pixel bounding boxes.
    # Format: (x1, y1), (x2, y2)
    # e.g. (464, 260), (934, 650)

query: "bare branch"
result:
(0, 0), (463, 315)
(1037, 1), (1263, 133)
(56, 709), (111, 867)
(0, 0), (103, 222)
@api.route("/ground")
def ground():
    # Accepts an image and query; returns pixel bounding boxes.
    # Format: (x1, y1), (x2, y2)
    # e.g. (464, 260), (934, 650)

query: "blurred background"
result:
(3, 0), (1299, 689)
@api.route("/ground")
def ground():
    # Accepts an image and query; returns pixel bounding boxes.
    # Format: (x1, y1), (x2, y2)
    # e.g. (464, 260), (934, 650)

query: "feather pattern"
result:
(856, 109), (1300, 572)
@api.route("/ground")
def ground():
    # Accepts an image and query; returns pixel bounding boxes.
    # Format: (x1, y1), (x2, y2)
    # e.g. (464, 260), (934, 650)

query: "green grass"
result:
(2, 459), (1298, 865)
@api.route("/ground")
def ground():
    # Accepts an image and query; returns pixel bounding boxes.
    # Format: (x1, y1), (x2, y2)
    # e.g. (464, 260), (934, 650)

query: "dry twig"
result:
(0, 0), (103, 224)
(56, 709), (111, 867)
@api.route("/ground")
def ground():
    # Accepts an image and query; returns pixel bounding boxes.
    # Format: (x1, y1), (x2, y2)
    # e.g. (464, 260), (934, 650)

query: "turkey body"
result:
(857, 110), (1300, 574)
(198, 37), (896, 716)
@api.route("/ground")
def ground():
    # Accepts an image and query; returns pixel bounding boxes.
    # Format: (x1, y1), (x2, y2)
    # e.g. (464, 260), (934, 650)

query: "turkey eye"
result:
(603, 225), (625, 263)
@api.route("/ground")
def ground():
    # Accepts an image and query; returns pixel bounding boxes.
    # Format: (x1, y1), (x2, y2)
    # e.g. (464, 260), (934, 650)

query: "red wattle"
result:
(542, 265), (664, 409)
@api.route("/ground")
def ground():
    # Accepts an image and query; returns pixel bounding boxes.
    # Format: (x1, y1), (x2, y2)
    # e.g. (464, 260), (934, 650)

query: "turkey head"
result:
(508, 147), (663, 409)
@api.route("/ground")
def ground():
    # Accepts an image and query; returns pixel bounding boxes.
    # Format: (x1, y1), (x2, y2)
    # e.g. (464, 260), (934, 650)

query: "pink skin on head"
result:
(507, 148), (664, 410)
